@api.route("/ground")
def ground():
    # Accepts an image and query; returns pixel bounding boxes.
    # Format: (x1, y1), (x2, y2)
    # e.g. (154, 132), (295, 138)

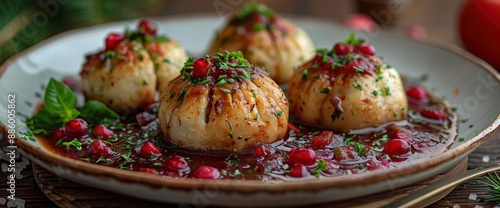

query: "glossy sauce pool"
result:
(37, 80), (457, 181)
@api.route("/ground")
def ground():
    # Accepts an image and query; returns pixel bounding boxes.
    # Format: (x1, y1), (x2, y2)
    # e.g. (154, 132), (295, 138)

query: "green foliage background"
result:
(0, 0), (159, 64)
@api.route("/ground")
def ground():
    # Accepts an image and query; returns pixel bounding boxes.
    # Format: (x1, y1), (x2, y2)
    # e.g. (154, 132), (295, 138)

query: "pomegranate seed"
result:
(135, 111), (156, 126)
(253, 145), (275, 157)
(384, 139), (411, 158)
(92, 125), (114, 139)
(311, 131), (333, 149)
(137, 19), (157, 36)
(193, 165), (220, 179)
(288, 164), (310, 177)
(345, 60), (361, 75)
(386, 125), (412, 143)
(333, 43), (353, 56)
(256, 163), (267, 172)
(407, 86), (429, 102)
(105, 33), (125, 51)
(287, 148), (316, 166)
(287, 123), (301, 133)
(344, 14), (376, 31)
(192, 59), (210, 78)
(90, 140), (114, 157)
(394, 130), (412, 143)
(252, 13), (268, 24)
(355, 43), (375, 56)
(421, 108), (447, 120)
(53, 128), (66, 140)
(165, 156), (189, 173)
(139, 168), (159, 174)
(138, 142), (162, 159)
(64, 118), (88, 136)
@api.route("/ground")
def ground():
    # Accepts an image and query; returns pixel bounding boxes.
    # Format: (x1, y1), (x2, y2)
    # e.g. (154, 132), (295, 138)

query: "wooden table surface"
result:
(1, 0), (499, 207)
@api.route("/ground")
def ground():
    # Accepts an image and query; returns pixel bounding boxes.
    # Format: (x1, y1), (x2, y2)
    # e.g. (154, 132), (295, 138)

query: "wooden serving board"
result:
(32, 158), (468, 208)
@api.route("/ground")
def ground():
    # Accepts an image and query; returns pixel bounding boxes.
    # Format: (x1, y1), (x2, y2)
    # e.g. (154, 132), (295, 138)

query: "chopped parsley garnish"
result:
(320, 87), (330, 94)
(235, 2), (275, 22)
(353, 66), (364, 73)
(353, 83), (362, 90)
(62, 138), (82, 151)
(302, 69), (309, 79)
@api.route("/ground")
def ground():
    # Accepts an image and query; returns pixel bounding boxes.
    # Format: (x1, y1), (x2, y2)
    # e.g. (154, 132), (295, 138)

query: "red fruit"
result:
(345, 60), (361, 75)
(333, 43), (353, 56)
(256, 163), (267, 173)
(135, 111), (156, 126)
(64, 118), (88, 136)
(386, 125), (412, 143)
(92, 125), (114, 139)
(165, 156), (189, 173)
(105, 33), (125, 51)
(288, 164), (310, 178)
(287, 148), (316, 166)
(355, 43), (375, 56)
(90, 140), (114, 157)
(421, 108), (448, 120)
(394, 130), (412, 144)
(137, 19), (157, 36)
(459, 0), (500, 69)
(252, 13), (268, 24)
(384, 139), (411, 158)
(253, 145), (276, 157)
(407, 86), (428, 102)
(53, 128), (66, 140)
(311, 131), (333, 149)
(287, 123), (301, 133)
(344, 14), (376, 31)
(192, 58), (210, 78)
(138, 142), (162, 159)
(193, 165), (221, 179)
(139, 168), (159, 174)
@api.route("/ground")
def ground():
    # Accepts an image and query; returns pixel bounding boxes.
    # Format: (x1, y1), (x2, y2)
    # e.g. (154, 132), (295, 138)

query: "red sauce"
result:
(37, 80), (456, 181)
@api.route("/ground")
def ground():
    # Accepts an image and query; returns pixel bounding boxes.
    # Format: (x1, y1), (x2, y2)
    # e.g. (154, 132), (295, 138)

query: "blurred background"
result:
(0, 0), (498, 69)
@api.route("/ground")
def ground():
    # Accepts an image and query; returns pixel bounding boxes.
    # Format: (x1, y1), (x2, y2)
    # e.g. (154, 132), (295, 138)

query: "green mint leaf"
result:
(80, 100), (120, 124)
(26, 109), (64, 133)
(44, 78), (80, 123)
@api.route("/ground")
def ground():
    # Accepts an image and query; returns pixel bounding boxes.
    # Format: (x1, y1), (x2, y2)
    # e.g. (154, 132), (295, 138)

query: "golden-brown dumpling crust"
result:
(81, 41), (156, 113)
(158, 54), (288, 152)
(289, 53), (408, 132)
(143, 40), (188, 91)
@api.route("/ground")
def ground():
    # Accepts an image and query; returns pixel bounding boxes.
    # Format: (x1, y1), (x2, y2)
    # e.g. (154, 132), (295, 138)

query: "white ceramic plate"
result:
(1, 15), (499, 207)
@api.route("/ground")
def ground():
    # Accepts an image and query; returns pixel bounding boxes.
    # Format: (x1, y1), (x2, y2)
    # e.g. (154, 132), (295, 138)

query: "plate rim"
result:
(1, 13), (499, 194)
